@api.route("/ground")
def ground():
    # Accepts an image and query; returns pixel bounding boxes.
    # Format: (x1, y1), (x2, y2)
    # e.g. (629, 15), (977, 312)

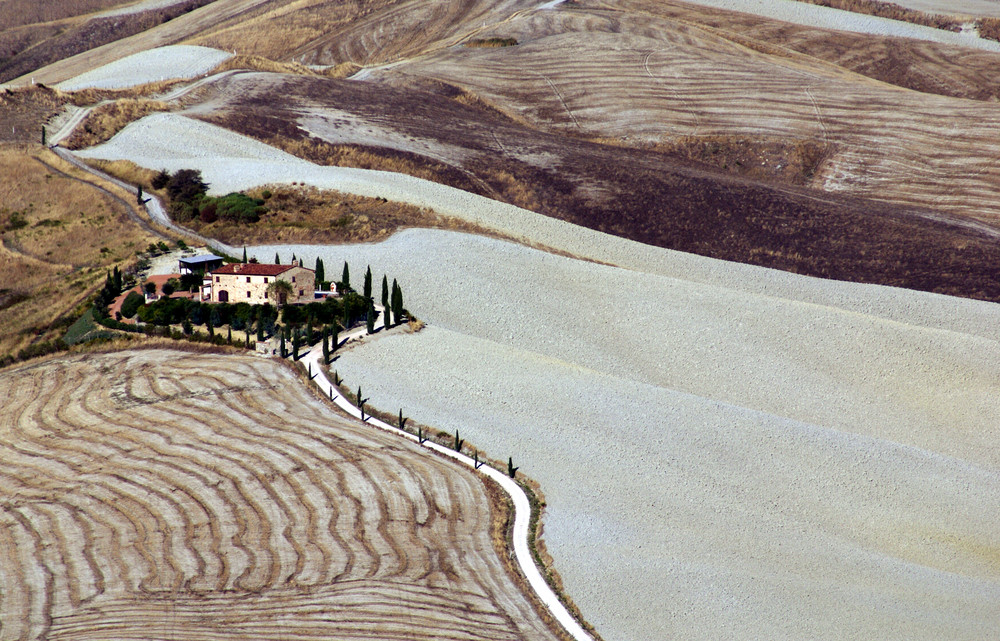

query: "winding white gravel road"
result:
(73, 110), (1000, 641)
(298, 324), (594, 641)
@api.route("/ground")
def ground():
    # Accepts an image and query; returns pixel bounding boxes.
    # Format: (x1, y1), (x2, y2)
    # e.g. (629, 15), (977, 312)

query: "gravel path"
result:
(76, 113), (1000, 641)
(55, 45), (232, 91)
(676, 0), (1000, 50)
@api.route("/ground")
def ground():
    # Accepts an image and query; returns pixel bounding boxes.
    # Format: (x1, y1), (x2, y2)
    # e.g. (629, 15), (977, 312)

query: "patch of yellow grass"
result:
(0, 145), (157, 361)
(64, 98), (174, 149)
(209, 54), (321, 77)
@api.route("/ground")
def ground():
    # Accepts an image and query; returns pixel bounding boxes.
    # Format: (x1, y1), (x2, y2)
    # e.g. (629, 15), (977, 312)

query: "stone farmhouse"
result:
(207, 261), (315, 305)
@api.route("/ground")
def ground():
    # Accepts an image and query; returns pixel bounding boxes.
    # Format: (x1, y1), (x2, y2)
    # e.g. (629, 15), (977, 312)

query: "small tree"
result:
(341, 261), (350, 291)
(206, 314), (214, 337)
(242, 246), (248, 263)
(275, 252), (280, 265)
(292, 328), (301, 360)
(391, 279), (404, 325)
(363, 265), (372, 300)
(279, 329), (286, 358)
(330, 324), (339, 354)
(266, 279), (294, 307)
(322, 328), (330, 363)
(381, 275), (388, 310)
(120, 291), (145, 318)
(136, 184), (143, 204)
(227, 326), (232, 344)
(366, 298), (375, 334)
(161, 281), (175, 297)
(315, 257), (325, 284)
(182, 318), (192, 335)
(151, 169), (170, 189)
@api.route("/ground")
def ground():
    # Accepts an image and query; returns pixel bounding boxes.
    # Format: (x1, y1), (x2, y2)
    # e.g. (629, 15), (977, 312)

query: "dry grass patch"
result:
(182, 183), (517, 245)
(64, 98), (174, 149)
(0, 145), (156, 362)
(324, 61), (362, 78)
(209, 54), (321, 77)
(790, 0), (962, 30)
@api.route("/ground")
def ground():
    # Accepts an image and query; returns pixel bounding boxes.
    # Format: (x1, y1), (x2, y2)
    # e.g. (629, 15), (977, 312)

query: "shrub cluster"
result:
(155, 168), (266, 224)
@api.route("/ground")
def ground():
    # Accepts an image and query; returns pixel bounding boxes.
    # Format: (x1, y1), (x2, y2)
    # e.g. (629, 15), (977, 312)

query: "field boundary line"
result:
(298, 334), (596, 641)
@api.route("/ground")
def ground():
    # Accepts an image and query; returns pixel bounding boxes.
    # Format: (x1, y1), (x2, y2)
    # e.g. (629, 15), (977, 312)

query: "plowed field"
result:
(0, 349), (562, 641)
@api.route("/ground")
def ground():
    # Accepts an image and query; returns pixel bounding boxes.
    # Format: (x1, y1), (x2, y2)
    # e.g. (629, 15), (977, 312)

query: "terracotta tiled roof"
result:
(211, 263), (311, 277)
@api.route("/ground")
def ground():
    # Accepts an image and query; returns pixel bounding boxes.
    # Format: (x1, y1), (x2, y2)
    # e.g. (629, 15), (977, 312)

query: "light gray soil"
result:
(55, 45), (231, 90)
(676, 0), (1000, 50)
(77, 113), (1000, 641)
(259, 230), (1000, 641)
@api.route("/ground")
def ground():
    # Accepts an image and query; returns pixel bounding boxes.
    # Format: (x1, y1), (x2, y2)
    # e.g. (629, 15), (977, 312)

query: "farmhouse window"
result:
(247, 291), (251, 298)
(299, 290), (304, 296)
(215, 276), (220, 282)
(264, 277), (269, 283)
(292, 276), (296, 283)
(246, 277), (251, 283)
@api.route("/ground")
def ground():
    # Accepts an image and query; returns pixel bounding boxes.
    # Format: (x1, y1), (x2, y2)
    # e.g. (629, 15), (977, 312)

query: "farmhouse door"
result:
(218, 290), (229, 302)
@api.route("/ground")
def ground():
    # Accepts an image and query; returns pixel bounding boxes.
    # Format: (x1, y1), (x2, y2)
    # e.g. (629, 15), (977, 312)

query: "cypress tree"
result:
(207, 314), (214, 337)
(322, 328), (329, 363)
(366, 299), (375, 334)
(280, 330), (286, 358)
(331, 324), (339, 353)
(315, 257), (325, 284)
(275, 252), (280, 265)
(363, 265), (372, 300)
(292, 328), (301, 360)
(391, 280), (403, 325)
(381, 275), (388, 310)
(41, 126), (46, 146)
(136, 184), (143, 204)
(227, 326), (232, 344)
(242, 246), (248, 263)
(342, 262), (350, 291)
(292, 253), (297, 264)
(256, 316), (264, 341)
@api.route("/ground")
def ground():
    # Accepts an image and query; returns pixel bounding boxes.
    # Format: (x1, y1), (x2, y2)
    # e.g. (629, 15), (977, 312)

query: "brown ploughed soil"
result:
(0, 348), (567, 641)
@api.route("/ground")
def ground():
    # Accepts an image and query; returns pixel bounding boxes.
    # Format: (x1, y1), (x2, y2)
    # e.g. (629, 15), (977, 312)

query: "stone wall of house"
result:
(210, 266), (315, 304)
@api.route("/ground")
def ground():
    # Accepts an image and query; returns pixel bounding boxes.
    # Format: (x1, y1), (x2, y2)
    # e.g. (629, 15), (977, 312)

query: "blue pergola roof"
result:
(179, 254), (224, 265)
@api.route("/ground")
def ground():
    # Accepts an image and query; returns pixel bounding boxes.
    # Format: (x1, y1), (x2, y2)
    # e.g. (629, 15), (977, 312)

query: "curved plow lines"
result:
(0, 350), (561, 641)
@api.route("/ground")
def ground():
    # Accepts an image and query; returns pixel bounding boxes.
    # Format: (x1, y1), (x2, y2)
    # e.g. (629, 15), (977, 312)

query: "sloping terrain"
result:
(0, 0), (217, 84)
(262, 228), (1000, 641)
(0, 348), (564, 641)
(377, 1), (1000, 230)
(183, 71), (1000, 301)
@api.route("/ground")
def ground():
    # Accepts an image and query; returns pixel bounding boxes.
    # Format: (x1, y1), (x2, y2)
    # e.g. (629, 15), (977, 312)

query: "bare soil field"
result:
(0, 0), (216, 84)
(261, 228), (1000, 641)
(368, 2), (1000, 240)
(866, 0), (1000, 18)
(3, 0), (273, 87)
(0, 348), (565, 641)
(187, 73), (1000, 302)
